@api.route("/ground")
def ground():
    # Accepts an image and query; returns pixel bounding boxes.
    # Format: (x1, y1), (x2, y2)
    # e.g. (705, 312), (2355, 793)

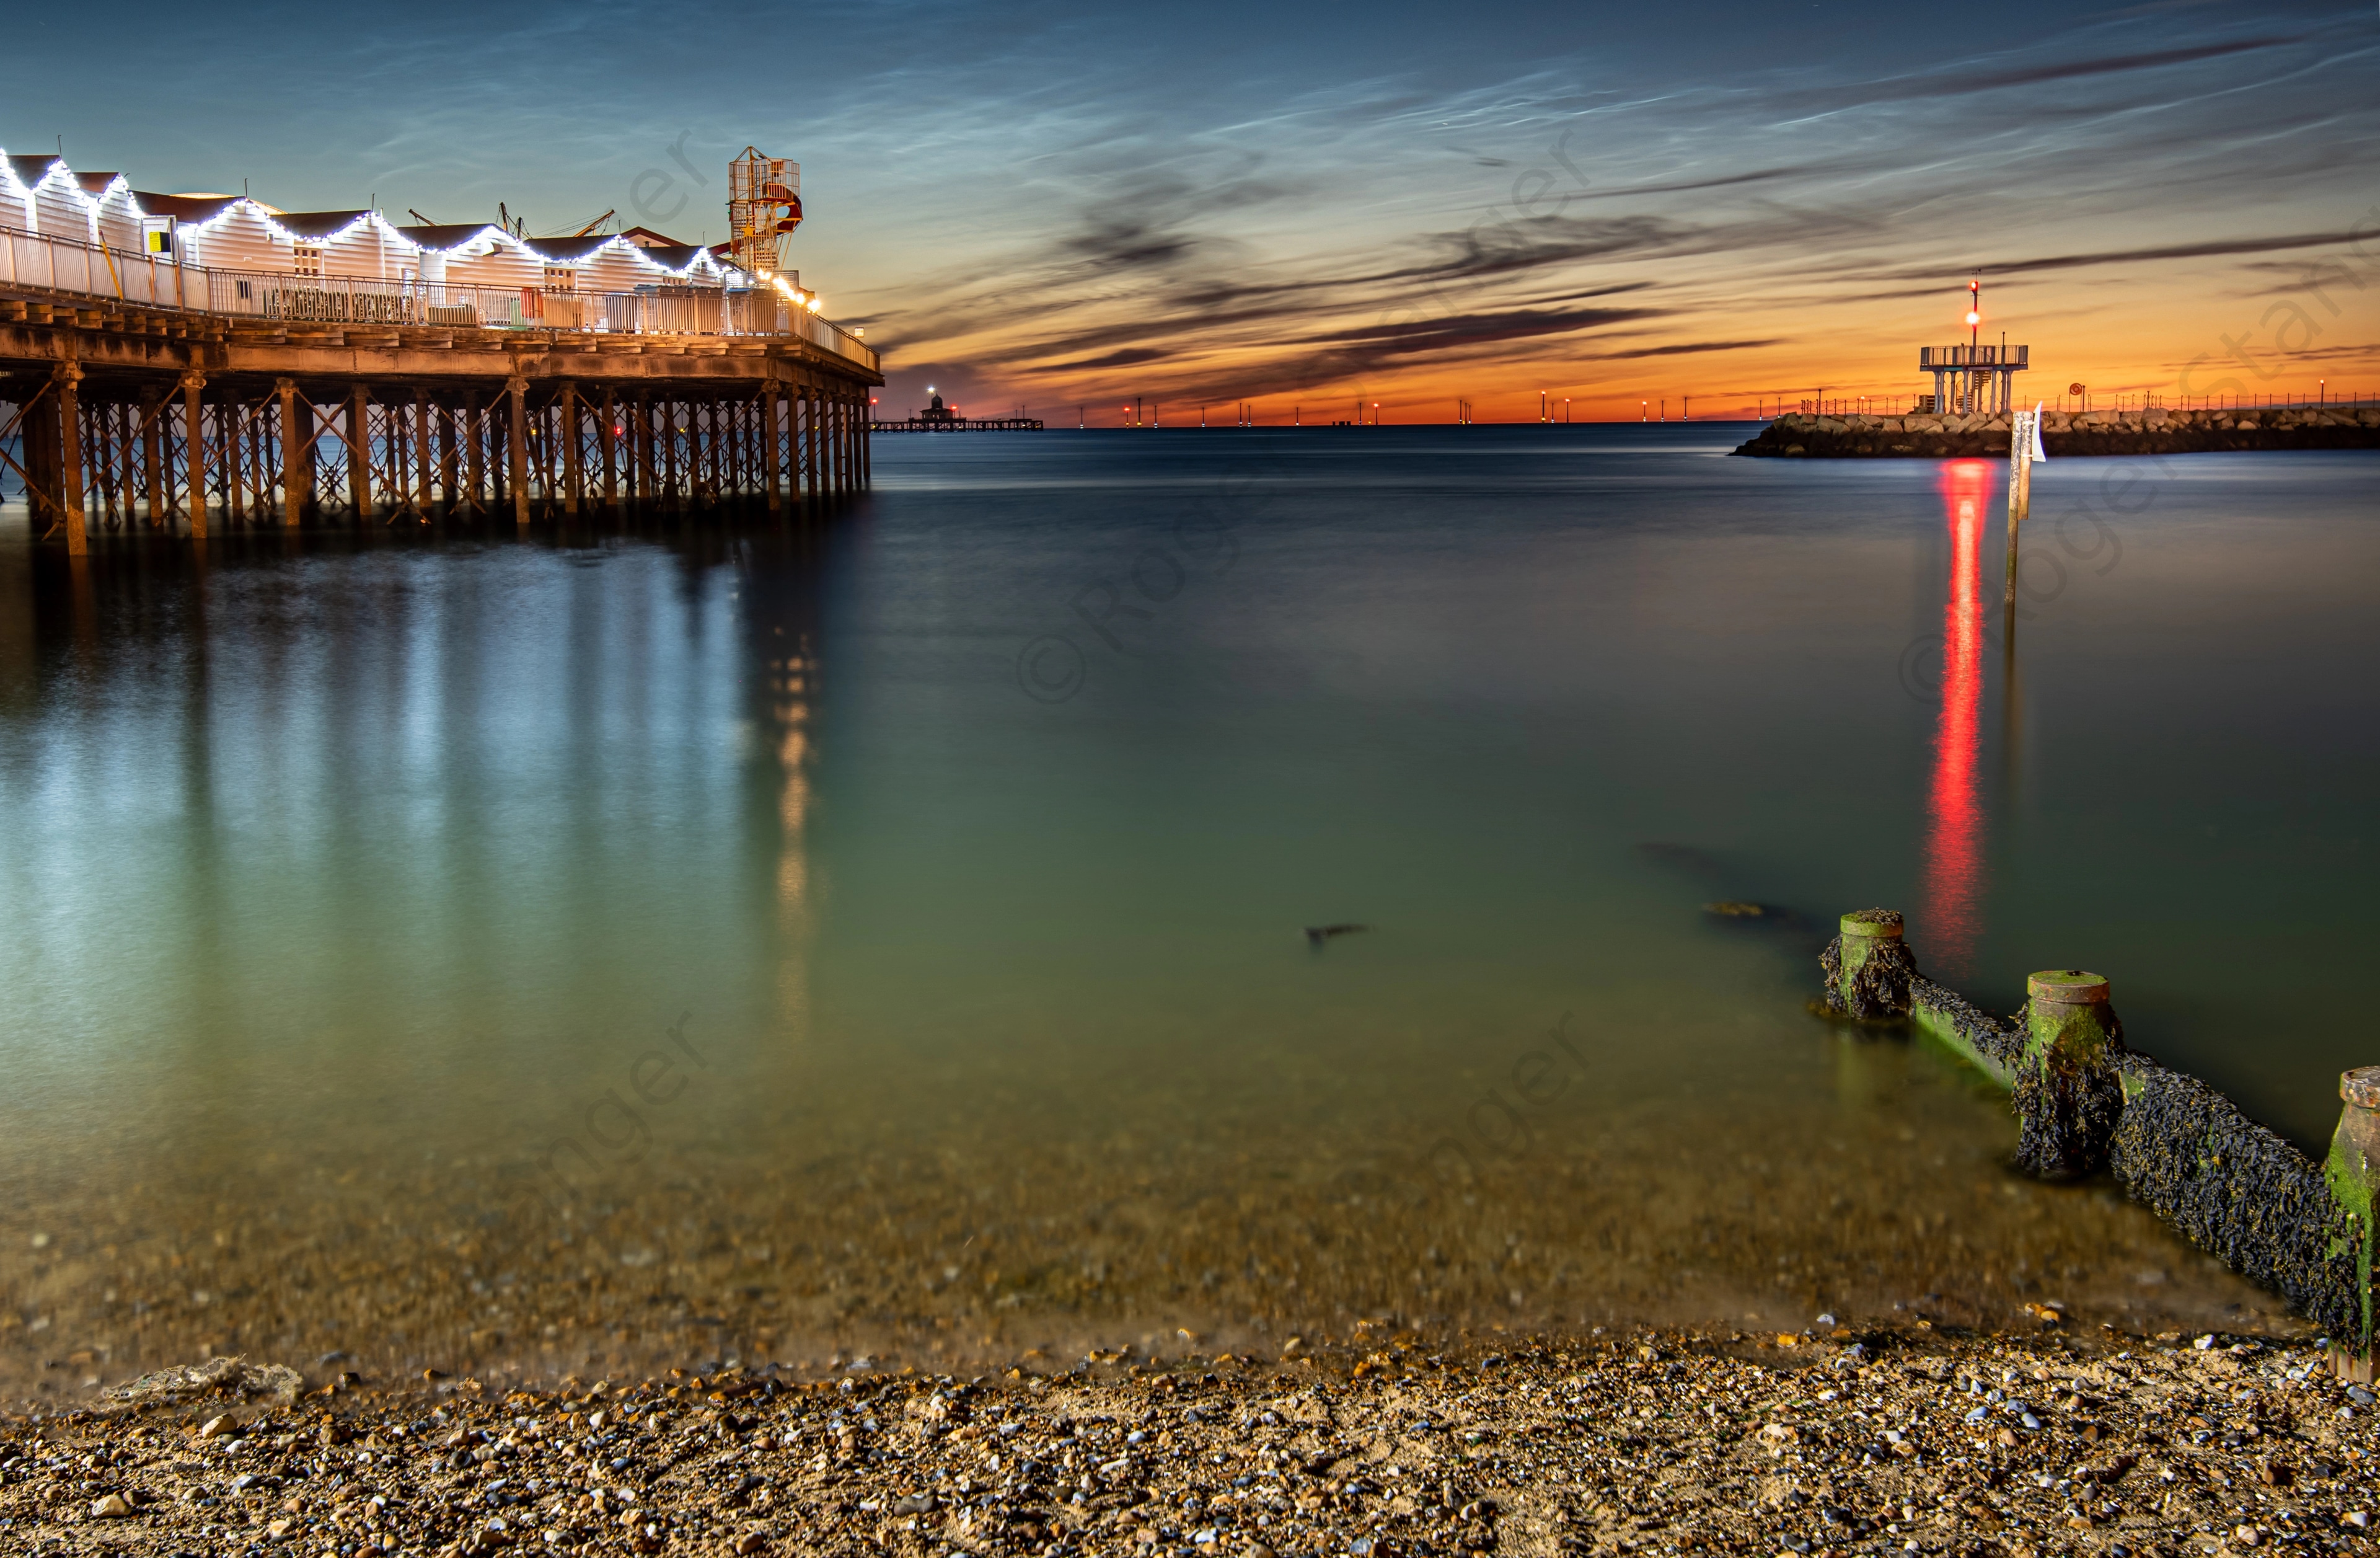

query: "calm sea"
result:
(1, 425), (2373, 1395)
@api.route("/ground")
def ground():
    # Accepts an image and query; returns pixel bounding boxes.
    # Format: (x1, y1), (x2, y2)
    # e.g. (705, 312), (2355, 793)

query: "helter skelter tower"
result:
(728, 148), (804, 279)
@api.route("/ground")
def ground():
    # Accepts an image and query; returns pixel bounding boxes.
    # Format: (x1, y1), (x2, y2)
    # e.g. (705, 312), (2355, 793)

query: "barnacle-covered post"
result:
(1820, 909), (1916, 1019)
(2012, 970), (2126, 1178)
(2325, 1067), (2380, 1382)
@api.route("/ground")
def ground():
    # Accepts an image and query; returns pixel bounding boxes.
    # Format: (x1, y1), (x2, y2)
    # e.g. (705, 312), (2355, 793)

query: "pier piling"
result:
(3, 286), (878, 538)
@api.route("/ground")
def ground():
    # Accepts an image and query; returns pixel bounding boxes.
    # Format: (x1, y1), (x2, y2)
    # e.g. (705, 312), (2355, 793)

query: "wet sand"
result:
(0, 1021), (2303, 1414)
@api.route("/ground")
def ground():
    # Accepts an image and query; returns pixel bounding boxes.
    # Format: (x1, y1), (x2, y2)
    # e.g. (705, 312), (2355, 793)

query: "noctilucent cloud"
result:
(11, 1), (2377, 422)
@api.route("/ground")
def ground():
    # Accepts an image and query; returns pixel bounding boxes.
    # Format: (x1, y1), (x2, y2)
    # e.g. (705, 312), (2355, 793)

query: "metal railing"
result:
(0, 223), (878, 374)
(1918, 343), (2028, 369)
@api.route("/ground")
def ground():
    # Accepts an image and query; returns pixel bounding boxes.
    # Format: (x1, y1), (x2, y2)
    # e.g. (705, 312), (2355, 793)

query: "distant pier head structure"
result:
(1919, 275), (2029, 415)
(0, 143), (882, 553)
(873, 387), (1042, 432)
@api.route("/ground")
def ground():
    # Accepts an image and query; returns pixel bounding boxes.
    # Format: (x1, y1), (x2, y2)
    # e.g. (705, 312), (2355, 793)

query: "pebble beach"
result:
(6, 1326), (2376, 1557)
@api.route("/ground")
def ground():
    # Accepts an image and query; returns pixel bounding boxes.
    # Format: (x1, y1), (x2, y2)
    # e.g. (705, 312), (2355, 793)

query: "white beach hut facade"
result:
(0, 147), (786, 334)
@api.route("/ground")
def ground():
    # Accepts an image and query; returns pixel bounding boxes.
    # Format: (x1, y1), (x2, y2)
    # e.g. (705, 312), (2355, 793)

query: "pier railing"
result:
(0, 223), (878, 373)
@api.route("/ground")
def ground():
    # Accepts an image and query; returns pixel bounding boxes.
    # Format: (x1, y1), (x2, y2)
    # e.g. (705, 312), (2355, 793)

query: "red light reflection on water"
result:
(1921, 460), (1992, 975)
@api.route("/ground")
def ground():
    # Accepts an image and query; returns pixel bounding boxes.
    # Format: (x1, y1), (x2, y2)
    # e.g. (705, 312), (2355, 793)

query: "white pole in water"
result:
(2004, 402), (2043, 608)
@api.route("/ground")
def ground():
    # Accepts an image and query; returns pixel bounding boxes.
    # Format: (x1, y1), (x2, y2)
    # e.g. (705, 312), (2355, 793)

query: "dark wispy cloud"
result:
(15, 0), (2370, 417)
(813, 5), (2379, 414)
(1594, 339), (1786, 360)
(1769, 34), (2305, 112)
(1862, 231), (2373, 282)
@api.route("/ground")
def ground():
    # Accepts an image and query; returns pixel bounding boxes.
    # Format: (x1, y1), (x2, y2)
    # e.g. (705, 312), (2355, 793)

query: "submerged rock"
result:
(1303, 923), (1368, 946)
(102, 1355), (302, 1409)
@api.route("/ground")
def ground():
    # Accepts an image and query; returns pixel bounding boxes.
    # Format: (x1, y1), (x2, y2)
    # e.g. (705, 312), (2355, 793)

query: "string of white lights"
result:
(0, 147), (747, 288)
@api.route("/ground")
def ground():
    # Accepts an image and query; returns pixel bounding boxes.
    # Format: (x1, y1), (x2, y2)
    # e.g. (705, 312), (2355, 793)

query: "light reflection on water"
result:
(0, 427), (2373, 1397)
(1919, 460), (1993, 979)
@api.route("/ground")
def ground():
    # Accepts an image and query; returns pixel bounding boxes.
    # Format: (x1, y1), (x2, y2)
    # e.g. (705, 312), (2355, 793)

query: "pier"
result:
(0, 153), (883, 552)
(871, 415), (1044, 433)
(871, 387), (1041, 432)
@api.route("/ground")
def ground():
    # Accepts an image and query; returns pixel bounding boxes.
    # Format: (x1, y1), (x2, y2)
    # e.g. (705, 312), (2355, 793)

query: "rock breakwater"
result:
(1733, 405), (2380, 459)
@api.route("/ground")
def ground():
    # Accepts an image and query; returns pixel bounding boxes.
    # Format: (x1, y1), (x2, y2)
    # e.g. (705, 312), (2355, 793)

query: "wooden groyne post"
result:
(2328, 1069), (2380, 1382)
(1822, 909), (2379, 1375)
(2012, 969), (2123, 1179)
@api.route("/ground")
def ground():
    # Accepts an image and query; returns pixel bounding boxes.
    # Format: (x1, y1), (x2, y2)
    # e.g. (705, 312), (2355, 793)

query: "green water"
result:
(0, 427), (2372, 1396)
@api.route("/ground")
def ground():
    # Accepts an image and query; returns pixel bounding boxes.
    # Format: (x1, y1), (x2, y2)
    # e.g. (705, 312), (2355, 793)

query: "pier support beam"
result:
(140, 385), (164, 528)
(507, 375), (531, 527)
(221, 394), (244, 524)
(348, 387), (372, 521)
(415, 389), (435, 518)
(182, 373), (208, 539)
(835, 397), (850, 494)
(10, 351), (875, 541)
(633, 394), (653, 507)
(762, 381), (781, 515)
(561, 381), (583, 516)
(666, 397), (679, 508)
(802, 391), (818, 505)
(601, 387), (619, 513)
(53, 361), (87, 555)
(276, 379), (306, 529)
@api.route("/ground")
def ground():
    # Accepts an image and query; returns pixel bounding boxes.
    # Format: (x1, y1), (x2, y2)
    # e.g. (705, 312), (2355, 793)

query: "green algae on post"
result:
(1818, 909), (1915, 1019)
(2012, 970), (2126, 1180)
(2325, 1066), (2380, 1379)
(1817, 908), (2380, 1374)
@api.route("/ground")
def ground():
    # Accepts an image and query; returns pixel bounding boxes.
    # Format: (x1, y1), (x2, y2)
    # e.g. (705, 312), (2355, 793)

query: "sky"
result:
(10, 1), (2379, 422)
